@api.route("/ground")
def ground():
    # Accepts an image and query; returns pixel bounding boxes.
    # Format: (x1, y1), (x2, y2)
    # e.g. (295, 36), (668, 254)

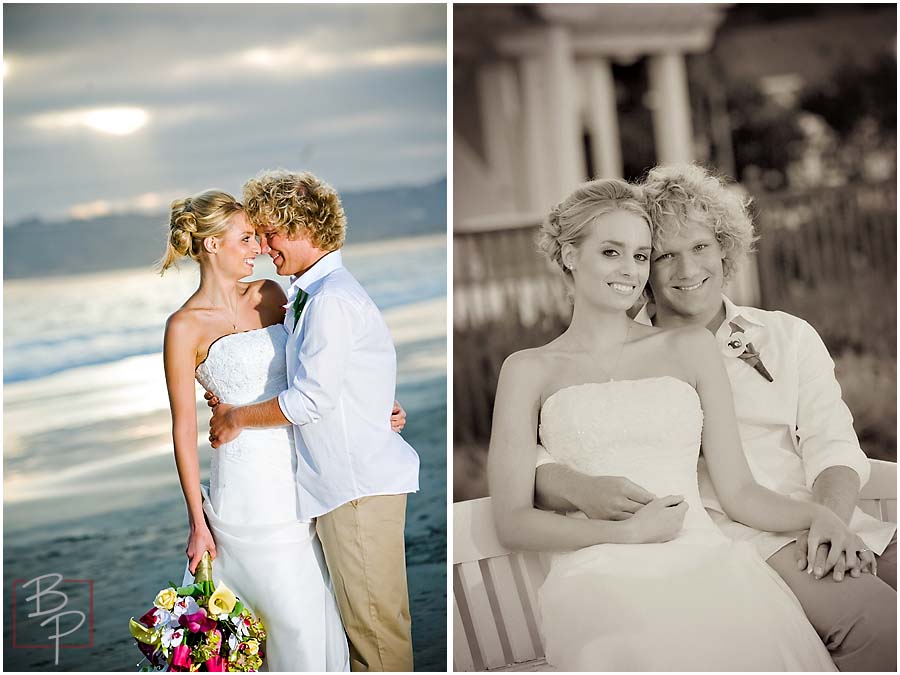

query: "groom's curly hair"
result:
(242, 169), (346, 251)
(641, 164), (757, 283)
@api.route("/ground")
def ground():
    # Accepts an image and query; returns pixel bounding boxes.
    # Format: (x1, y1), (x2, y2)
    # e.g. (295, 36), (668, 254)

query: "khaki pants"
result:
(316, 494), (413, 672)
(767, 534), (897, 672)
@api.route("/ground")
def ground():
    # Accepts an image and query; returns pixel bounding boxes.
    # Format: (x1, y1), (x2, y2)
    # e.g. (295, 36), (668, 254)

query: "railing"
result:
(454, 221), (571, 445)
(753, 182), (897, 357)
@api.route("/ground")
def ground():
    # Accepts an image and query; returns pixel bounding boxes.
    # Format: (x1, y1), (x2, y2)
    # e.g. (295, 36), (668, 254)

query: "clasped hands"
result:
(794, 521), (876, 583)
(204, 390), (408, 449)
(570, 475), (875, 582)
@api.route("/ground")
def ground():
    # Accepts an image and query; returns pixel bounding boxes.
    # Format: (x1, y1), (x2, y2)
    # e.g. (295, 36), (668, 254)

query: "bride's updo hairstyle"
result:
(157, 190), (244, 274)
(537, 178), (651, 282)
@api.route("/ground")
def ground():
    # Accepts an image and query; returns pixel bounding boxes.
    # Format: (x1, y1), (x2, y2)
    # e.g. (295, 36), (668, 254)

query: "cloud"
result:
(3, 4), (446, 222)
(68, 199), (113, 220)
(167, 40), (445, 84)
(30, 107), (149, 135)
(356, 44), (446, 68)
(25, 103), (219, 137)
(67, 191), (181, 220)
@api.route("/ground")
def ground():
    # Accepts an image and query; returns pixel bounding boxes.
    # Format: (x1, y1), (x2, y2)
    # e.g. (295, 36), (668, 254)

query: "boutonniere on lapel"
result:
(292, 289), (310, 325)
(724, 321), (774, 382)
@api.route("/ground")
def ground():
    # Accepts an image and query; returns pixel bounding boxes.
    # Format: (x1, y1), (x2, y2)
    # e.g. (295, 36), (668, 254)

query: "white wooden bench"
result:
(453, 459), (897, 672)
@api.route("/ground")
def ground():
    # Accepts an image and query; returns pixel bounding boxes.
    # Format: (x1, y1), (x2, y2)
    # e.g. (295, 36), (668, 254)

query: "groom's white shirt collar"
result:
(283, 250), (344, 309)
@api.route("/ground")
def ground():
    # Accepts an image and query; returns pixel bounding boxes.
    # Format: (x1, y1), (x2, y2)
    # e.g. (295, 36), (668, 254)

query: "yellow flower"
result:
(208, 583), (237, 615)
(244, 638), (259, 655)
(129, 617), (159, 645)
(153, 587), (177, 611)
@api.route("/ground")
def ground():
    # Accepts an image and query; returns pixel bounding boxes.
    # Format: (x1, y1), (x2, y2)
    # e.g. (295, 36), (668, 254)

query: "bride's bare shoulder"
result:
(246, 278), (286, 301)
(164, 304), (204, 340)
(664, 325), (717, 355)
(499, 344), (561, 387)
(246, 279), (288, 321)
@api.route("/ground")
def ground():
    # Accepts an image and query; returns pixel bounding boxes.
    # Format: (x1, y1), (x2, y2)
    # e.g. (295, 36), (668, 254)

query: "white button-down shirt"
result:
(278, 250), (419, 519)
(637, 296), (895, 558)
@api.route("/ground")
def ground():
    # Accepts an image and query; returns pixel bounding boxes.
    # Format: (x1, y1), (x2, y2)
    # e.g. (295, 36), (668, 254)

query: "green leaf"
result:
(176, 582), (205, 597)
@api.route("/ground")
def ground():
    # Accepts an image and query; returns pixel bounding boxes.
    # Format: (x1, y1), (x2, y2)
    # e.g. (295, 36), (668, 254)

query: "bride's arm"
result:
(682, 327), (860, 571)
(488, 351), (684, 551)
(163, 313), (217, 573)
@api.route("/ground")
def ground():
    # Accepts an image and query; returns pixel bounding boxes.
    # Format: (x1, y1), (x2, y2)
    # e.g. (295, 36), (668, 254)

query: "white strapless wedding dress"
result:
(191, 325), (349, 672)
(538, 377), (835, 672)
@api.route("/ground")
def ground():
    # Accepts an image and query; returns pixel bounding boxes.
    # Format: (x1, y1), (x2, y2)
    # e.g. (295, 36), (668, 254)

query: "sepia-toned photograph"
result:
(453, 4), (896, 672)
(4, 4), (447, 671)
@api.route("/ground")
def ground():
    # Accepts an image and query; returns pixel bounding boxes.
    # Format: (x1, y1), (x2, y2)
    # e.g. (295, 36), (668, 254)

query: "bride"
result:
(488, 178), (857, 671)
(158, 190), (349, 671)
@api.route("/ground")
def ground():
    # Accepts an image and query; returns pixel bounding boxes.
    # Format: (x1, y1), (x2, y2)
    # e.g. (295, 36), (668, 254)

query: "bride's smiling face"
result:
(209, 211), (261, 279)
(563, 209), (651, 311)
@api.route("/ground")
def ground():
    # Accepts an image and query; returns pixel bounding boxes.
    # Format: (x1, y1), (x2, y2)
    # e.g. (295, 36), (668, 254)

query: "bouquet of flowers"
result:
(129, 552), (266, 672)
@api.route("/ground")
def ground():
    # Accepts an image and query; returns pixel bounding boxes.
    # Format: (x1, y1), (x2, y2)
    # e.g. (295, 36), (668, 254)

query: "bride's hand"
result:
(624, 495), (688, 543)
(186, 523), (217, 575)
(805, 506), (865, 580)
(390, 400), (407, 432)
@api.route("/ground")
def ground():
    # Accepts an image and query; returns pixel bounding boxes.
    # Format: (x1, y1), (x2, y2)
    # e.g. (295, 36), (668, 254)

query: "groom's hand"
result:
(209, 403), (242, 448)
(795, 530), (876, 582)
(574, 475), (656, 521)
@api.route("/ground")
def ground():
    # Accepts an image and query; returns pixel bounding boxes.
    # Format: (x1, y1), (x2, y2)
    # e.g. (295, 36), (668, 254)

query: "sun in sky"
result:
(82, 108), (148, 135)
(31, 106), (149, 136)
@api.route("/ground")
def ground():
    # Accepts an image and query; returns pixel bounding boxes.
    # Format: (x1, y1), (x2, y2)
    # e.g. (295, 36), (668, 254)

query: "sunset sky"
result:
(3, 4), (447, 223)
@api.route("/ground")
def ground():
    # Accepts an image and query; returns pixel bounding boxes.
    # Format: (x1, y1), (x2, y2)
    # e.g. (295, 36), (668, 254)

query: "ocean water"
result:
(3, 234), (448, 671)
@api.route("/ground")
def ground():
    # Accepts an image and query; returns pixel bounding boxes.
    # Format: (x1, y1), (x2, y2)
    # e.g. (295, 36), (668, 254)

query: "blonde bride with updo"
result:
(157, 189), (349, 671)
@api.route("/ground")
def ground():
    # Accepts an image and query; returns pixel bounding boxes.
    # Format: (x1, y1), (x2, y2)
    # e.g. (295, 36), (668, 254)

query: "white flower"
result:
(232, 616), (249, 637)
(161, 626), (184, 648)
(148, 609), (172, 627)
(228, 633), (239, 651)
(172, 596), (199, 618)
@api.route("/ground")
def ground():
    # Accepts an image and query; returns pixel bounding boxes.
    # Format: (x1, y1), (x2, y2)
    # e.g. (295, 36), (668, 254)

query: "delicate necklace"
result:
(200, 291), (239, 331)
(573, 320), (631, 383)
(604, 321), (631, 382)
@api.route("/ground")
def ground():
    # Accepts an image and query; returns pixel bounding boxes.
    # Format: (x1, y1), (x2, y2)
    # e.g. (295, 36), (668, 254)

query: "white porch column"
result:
(647, 51), (694, 165)
(581, 57), (623, 179)
(544, 26), (584, 201)
(476, 61), (520, 213)
(519, 56), (554, 212)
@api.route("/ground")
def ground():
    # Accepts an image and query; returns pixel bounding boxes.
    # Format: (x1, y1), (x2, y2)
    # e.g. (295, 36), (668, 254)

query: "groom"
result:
(208, 169), (420, 671)
(534, 164), (897, 671)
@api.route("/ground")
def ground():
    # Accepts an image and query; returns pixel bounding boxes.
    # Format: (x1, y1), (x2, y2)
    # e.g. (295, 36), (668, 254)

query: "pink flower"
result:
(179, 608), (217, 634)
(139, 607), (159, 627)
(205, 655), (226, 671)
(170, 644), (192, 671)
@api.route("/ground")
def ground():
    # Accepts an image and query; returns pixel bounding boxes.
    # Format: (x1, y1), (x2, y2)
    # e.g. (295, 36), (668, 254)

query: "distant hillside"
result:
(4, 177), (446, 279)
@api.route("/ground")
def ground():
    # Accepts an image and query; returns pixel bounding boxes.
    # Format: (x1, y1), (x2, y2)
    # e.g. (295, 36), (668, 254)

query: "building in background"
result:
(455, 4), (727, 223)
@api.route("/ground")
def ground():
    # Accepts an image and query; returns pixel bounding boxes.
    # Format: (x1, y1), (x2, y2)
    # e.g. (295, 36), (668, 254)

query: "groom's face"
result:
(256, 225), (319, 277)
(648, 219), (726, 322)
